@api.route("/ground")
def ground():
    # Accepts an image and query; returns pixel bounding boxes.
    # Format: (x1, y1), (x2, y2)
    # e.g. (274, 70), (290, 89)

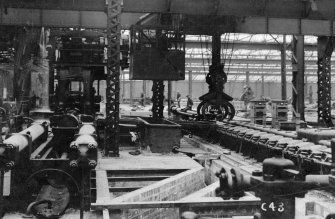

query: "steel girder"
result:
(291, 36), (305, 121)
(105, 0), (121, 156)
(317, 36), (334, 127)
(151, 80), (165, 118)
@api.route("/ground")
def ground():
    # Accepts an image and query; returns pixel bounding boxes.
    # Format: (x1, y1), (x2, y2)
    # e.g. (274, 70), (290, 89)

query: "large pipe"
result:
(3, 123), (47, 152)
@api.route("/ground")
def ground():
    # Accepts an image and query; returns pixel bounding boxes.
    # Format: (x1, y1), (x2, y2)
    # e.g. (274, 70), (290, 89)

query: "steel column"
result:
(261, 74), (264, 97)
(129, 79), (133, 104)
(210, 33), (224, 93)
(142, 80), (147, 100)
(168, 81), (172, 116)
(246, 70), (250, 86)
(105, 0), (121, 156)
(212, 34), (221, 69)
(317, 36), (334, 127)
(281, 35), (287, 100)
(151, 80), (165, 118)
(291, 35), (305, 120)
(188, 70), (193, 97)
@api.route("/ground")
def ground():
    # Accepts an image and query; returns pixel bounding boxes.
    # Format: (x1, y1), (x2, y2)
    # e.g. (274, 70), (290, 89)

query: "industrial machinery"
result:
(197, 63), (235, 121)
(177, 120), (335, 176)
(0, 112), (97, 218)
(53, 31), (105, 115)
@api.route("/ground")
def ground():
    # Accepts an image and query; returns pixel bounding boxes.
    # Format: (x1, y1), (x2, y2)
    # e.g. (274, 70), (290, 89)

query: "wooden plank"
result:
(91, 198), (260, 210)
(96, 170), (110, 203)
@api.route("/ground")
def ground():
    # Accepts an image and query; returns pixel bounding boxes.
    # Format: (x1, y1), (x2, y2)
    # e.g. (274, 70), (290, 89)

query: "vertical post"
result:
(304, 76), (308, 100)
(80, 168), (84, 219)
(246, 70), (250, 86)
(188, 70), (192, 97)
(291, 36), (305, 121)
(82, 70), (92, 115)
(143, 80), (146, 100)
(296, 36), (305, 121)
(151, 80), (165, 118)
(0, 170), (3, 219)
(122, 71), (125, 103)
(317, 36), (334, 127)
(281, 35), (287, 100)
(261, 74), (264, 97)
(212, 33), (221, 67)
(211, 33), (224, 95)
(129, 79), (133, 104)
(105, 0), (121, 156)
(168, 81), (172, 116)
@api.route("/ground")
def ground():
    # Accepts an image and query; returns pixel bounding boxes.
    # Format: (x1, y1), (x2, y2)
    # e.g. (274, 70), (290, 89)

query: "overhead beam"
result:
(185, 58), (326, 65)
(1, 0), (106, 11)
(0, 8), (142, 29)
(122, 0), (333, 20)
(235, 17), (335, 36)
(185, 67), (319, 73)
(3, 0), (334, 21)
(186, 41), (316, 51)
(0, 8), (334, 36)
(122, 69), (320, 77)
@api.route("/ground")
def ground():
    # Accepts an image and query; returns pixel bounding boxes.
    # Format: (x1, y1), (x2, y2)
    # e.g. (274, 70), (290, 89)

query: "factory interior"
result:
(1, 0), (335, 219)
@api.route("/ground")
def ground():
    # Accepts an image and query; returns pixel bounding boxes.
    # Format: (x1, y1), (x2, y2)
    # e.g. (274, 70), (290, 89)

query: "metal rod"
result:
(80, 168), (84, 219)
(168, 81), (172, 116)
(281, 34), (287, 100)
(91, 199), (260, 210)
(0, 170), (3, 219)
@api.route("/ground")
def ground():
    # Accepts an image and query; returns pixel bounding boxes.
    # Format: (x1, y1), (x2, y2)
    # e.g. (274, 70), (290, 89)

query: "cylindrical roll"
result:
(78, 124), (96, 135)
(4, 124), (46, 152)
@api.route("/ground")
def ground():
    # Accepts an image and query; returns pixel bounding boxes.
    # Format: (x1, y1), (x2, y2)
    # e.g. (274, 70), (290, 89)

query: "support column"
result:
(122, 71), (125, 103)
(142, 80), (146, 99)
(281, 35), (287, 100)
(151, 80), (164, 118)
(188, 70), (193, 97)
(168, 81), (172, 116)
(210, 33), (224, 93)
(151, 30), (166, 119)
(246, 70), (250, 86)
(212, 34), (221, 70)
(129, 79), (133, 104)
(261, 74), (264, 97)
(317, 36), (334, 127)
(105, 0), (121, 156)
(304, 76), (308, 100)
(291, 35), (305, 121)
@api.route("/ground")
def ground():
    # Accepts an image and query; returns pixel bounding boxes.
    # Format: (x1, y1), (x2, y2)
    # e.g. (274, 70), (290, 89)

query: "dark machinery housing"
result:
(52, 31), (106, 115)
(0, 112), (97, 218)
